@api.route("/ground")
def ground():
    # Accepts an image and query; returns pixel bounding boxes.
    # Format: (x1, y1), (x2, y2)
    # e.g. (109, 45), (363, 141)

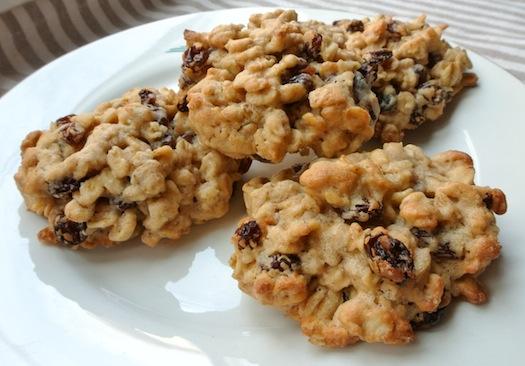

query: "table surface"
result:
(0, 0), (524, 96)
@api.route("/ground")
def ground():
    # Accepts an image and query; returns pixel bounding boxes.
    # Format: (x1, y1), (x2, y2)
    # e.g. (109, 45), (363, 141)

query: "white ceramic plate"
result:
(1, 7), (524, 366)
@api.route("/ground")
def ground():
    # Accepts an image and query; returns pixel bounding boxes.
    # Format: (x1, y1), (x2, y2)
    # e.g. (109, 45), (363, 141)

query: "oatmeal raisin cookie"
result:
(230, 143), (505, 347)
(177, 10), (474, 161)
(333, 14), (476, 141)
(178, 9), (379, 162)
(15, 88), (247, 248)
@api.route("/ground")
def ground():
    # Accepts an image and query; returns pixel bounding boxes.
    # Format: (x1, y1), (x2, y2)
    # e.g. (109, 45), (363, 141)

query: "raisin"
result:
(341, 287), (352, 302)
(411, 227), (433, 248)
(353, 71), (379, 121)
(163, 134), (177, 148)
(409, 110), (425, 126)
(238, 158), (252, 174)
(303, 33), (323, 62)
(358, 50), (393, 85)
(252, 154), (271, 163)
(56, 114), (83, 144)
(390, 80), (402, 94)
(54, 215), (87, 246)
(354, 201), (382, 218)
(368, 50), (393, 65)
(269, 253), (301, 272)
(352, 203), (371, 213)
(149, 105), (169, 126)
(341, 199), (383, 222)
(286, 58), (309, 76)
(379, 92), (397, 112)
(311, 33), (323, 53)
(177, 95), (189, 112)
(365, 233), (414, 283)
(410, 227), (432, 238)
(432, 242), (461, 260)
(158, 116), (169, 127)
(235, 220), (262, 249)
(55, 114), (76, 126)
(353, 71), (369, 96)
(347, 19), (364, 32)
(358, 63), (378, 85)
(411, 307), (446, 330)
(182, 45), (210, 73)
(428, 52), (442, 68)
(48, 177), (81, 199)
(333, 19), (364, 32)
(283, 72), (314, 92)
(413, 64), (428, 87)
(61, 122), (85, 145)
(482, 193), (493, 210)
(284, 101), (310, 128)
(139, 89), (156, 105)
(181, 131), (196, 143)
(387, 21), (402, 41)
(110, 197), (136, 212)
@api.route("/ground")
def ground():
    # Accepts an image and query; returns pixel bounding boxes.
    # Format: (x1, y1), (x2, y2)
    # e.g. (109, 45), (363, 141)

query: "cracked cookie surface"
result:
(230, 143), (505, 347)
(177, 10), (474, 162)
(15, 88), (246, 248)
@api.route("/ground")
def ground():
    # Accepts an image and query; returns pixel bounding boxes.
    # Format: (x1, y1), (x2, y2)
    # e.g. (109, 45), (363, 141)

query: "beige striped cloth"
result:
(1, 0), (524, 96)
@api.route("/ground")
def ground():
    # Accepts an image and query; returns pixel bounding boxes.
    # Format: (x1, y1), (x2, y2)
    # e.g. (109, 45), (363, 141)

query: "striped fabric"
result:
(1, 0), (524, 96)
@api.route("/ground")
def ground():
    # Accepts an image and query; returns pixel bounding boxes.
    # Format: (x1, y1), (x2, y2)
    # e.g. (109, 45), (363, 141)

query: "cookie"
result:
(15, 88), (248, 248)
(176, 10), (474, 162)
(230, 143), (506, 347)
(332, 14), (476, 142)
(178, 9), (379, 162)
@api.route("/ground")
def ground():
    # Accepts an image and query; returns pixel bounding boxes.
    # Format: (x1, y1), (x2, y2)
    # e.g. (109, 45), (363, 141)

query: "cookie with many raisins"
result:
(230, 143), (506, 347)
(332, 14), (477, 142)
(15, 88), (248, 249)
(177, 9), (379, 163)
(176, 10), (475, 162)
